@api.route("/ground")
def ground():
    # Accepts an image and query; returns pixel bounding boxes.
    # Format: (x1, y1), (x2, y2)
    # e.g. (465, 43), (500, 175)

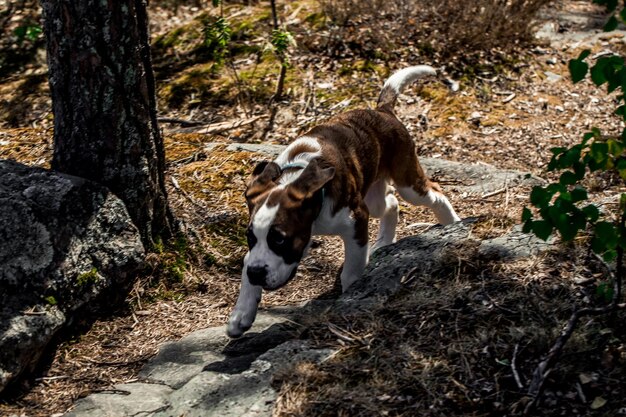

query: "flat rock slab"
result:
(67, 312), (333, 417)
(205, 143), (542, 196)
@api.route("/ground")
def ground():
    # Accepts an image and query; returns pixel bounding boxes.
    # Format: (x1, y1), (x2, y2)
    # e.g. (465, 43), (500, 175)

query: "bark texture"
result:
(40, 0), (173, 247)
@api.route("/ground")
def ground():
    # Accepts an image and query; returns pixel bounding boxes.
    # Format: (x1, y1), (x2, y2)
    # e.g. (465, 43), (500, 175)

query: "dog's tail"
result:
(376, 65), (437, 112)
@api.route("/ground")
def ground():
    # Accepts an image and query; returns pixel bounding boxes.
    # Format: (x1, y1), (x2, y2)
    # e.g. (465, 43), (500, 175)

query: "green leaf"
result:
(607, 138), (624, 156)
(25, 25), (42, 42)
(603, 249), (617, 262)
(522, 207), (532, 222)
(559, 171), (578, 185)
(596, 282), (614, 302)
(532, 220), (553, 241)
(569, 59), (589, 83)
(530, 186), (551, 207)
(578, 49), (592, 61)
(593, 0), (616, 12)
(604, 15), (619, 31)
(571, 187), (588, 203)
(582, 204), (600, 223)
(591, 59), (609, 85)
(590, 142), (609, 163)
(594, 221), (619, 252)
(573, 161), (586, 179)
(617, 158), (626, 180)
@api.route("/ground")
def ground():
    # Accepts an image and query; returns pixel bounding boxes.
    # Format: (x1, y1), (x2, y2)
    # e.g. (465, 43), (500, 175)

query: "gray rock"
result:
(0, 159), (145, 393)
(544, 71), (563, 83)
(67, 312), (333, 417)
(345, 221), (474, 301)
(64, 383), (173, 417)
(139, 313), (291, 389)
(479, 225), (553, 260)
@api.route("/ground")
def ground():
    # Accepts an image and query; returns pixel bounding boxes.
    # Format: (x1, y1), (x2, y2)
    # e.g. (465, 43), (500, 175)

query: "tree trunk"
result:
(40, 0), (174, 248)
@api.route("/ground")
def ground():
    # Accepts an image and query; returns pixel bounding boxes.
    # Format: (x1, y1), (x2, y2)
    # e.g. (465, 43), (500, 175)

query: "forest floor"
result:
(1, 0), (626, 416)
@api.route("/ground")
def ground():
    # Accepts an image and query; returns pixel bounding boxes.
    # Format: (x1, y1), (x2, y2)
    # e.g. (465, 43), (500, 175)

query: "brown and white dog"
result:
(227, 65), (460, 338)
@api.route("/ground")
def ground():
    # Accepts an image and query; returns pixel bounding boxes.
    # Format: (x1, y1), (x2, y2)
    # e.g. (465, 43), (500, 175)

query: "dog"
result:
(227, 65), (460, 338)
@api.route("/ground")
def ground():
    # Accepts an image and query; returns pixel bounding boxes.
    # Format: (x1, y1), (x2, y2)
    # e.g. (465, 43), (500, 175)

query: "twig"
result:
(157, 117), (207, 127)
(170, 176), (207, 211)
(35, 375), (69, 382)
(481, 187), (507, 199)
(176, 116), (266, 134)
(512, 343), (524, 389)
(502, 93), (516, 103)
(575, 382), (587, 403)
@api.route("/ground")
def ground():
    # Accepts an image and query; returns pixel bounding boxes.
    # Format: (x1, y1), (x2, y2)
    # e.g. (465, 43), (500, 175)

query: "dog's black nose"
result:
(247, 265), (268, 286)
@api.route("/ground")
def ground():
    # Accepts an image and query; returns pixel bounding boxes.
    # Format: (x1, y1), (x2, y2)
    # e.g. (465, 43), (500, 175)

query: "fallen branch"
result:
(176, 115), (267, 134)
(157, 117), (208, 127)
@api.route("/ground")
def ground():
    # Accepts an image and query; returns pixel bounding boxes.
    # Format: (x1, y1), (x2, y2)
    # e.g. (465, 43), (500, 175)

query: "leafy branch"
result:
(521, 0), (626, 412)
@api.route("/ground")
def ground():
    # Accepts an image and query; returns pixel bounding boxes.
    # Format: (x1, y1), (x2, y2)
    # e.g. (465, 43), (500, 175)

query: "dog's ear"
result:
(287, 159), (335, 201)
(245, 161), (281, 205)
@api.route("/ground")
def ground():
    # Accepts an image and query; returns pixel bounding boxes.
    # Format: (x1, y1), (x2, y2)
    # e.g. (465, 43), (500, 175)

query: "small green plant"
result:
(76, 267), (99, 286)
(203, 16), (232, 64)
(270, 28), (295, 62)
(44, 295), (57, 306)
(14, 24), (42, 45)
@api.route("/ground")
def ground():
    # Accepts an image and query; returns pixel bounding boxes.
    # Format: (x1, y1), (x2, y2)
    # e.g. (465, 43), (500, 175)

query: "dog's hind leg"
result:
(365, 179), (399, 252)
(392, 152), (460, 225)
(396, 184), (459, 225)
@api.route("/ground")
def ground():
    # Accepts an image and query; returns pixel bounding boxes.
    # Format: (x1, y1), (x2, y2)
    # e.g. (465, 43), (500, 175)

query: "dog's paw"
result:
(226, 308), (257, 338)
(370, 238), (395, 253)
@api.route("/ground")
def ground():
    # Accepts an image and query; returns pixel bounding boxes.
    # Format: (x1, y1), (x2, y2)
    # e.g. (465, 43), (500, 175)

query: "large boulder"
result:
(0, 159), (145, 393)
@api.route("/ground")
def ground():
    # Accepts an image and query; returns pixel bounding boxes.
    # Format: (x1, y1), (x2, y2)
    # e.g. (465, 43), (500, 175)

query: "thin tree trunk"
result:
(40, 0), (174, 248)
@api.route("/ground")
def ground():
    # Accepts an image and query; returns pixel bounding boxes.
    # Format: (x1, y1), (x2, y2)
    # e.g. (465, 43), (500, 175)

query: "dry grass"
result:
(316, 0), (553, 59)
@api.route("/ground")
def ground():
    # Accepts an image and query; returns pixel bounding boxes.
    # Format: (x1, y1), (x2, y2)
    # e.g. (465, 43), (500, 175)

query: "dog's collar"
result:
(278, 160), (326, 203)
(280, 161), (309, 171)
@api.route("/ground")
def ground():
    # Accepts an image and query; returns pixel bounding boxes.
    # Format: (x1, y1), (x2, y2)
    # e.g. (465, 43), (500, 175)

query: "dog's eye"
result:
(268, 228), (287, 247)
(246, 227), (257, 247)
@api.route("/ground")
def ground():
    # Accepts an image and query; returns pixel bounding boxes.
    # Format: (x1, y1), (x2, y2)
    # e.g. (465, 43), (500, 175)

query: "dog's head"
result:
(243, 159), (334, 290)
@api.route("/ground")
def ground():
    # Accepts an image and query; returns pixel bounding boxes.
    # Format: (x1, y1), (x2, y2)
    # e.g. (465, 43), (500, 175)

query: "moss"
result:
(154, 26), (188, 49)
(160, 63), (221, 107)
(76, 267), (99, 286)
(155, 289), (186, 302)
(304, 11), (327, 29)
(204, 215), (248, 269)
(160, 234), (192, 284)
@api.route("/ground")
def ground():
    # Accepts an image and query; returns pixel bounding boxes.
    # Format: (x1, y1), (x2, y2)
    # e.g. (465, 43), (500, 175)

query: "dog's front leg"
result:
(339, 204), (369, 292)
(227, 268), (262, 338)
